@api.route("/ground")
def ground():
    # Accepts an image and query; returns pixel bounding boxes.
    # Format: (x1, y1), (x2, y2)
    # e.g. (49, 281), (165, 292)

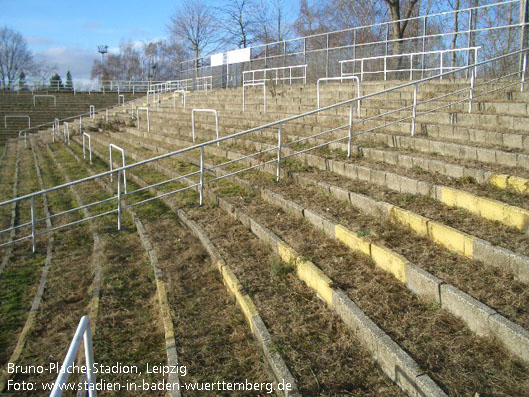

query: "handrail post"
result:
(522, 49), (528, 92)
(440, 53), (444, 80)
(83, 319), (97, 397)
(117, 170), (121, 231)
(263, 82), (267, 113)
(192, 111), (196, 142)
(215, 111), (219, 147)
(276, 123), (282, 182)
(347, 102), (354, 158)
(411, 83), (418, 136)
(30, 196), (36, 253)
(410, 54), (413, 81)
(199, 146), (204, 206)
(469, 68), (475, 113)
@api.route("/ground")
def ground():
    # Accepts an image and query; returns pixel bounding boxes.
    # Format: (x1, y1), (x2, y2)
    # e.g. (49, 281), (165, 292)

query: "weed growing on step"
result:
(270, 254), (294, 277)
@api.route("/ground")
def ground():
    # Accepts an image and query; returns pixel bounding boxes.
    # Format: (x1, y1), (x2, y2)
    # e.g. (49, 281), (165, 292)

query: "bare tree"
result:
(0, 27), (34, 90)
(249, 0), (292, 44)
(382, 0), (420, 43)
(217, 0), (254, 48)
(449, 0), (461, 70)
(169, 0), (218, 74)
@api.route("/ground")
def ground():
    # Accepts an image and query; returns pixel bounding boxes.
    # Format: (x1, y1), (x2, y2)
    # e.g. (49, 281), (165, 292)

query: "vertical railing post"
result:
(199, 146), (204, 206)
(522, 49), (527, 92)
(469, 67), (475, 112)
(421, 17), (427, 79)
(263, 83), (267, 113)
(326, 34), (330, 78)
(117, 170), (121, 231)
(30, 196), (36, 253)
(352, 29), (357, 76)
(410, 54), (413, 80)
(276, 123), (282, 182)
(520, 0), (529, 71)
(347, 101), (354, 158)
(384, 57), (387, 81)
(83, 321), (96, 397)
(440, 53), (444, 80)
(411, 83), (418, 136)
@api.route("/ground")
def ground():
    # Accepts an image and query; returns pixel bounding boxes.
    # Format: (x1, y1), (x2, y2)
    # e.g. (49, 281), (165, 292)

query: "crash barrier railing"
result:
(192, 109), (219, 145)
(33, 95), (56, 107)
(63, 122), (70, 145)
(15, 94), (142, 147)
(136, 107), (150, 132)
(118, 94), (125, 106)
(49, 316), (97, 397)
(173, 90), (186, 109)
(180, 0), (526, 86)
(82, 132), (92, 164)
(317, 76), (361, 115)
(109, 143), (127, 194)
(243, 65), (307, 86)
(340, 47), (481, 81)
(4, 115), (30, 129)
(18, 130), (27, 149)
(243, 81), (267, 112)
(0, 49), (526, 252)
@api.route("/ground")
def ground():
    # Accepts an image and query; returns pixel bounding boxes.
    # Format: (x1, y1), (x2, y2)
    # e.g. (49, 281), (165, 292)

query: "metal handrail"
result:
(243, 65), (307, 85)
(49, 316), (96, 397)
(192, 109), (219, 145)
(340, 47), (481, 81)
(243, 81), (267, 112)
(4, 115), (30, 129)
(0, 49), (526, 251)
(180, 0), (522, 80)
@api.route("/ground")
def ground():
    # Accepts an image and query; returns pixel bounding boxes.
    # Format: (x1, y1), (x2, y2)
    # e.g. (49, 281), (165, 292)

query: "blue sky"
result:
(0, 0), (183, 81)
(1, 0), (300, 82)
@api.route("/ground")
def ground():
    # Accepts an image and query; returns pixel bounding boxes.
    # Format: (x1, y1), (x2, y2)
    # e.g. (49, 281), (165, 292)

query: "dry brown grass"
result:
(213, 183), (529, 396)
(188, 205), (403, 396)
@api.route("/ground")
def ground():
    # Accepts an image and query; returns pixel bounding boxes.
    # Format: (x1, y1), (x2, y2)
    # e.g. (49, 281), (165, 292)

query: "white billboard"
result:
(227, 48), (250, 64)
(210, 53), (224, 67)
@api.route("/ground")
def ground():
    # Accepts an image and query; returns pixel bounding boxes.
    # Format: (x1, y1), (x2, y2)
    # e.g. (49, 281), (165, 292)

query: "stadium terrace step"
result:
(64, 141), (288, 395)
(76, 130), (529, 395)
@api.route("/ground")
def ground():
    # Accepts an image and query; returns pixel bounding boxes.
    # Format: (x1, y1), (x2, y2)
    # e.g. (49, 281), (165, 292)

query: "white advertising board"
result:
(227, 48), (250, 64)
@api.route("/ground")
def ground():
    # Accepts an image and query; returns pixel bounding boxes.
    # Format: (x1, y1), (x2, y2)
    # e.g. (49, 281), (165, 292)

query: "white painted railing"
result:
(136, 107), (150, 132)
(109, 144), (127, 195)
(192, 109), (219, 145)
(243, 81), (266, 113)
(243, 65), (307, 85)
(4, 115), (30, 129)
(33, 95), (56, 107)
(340, 47), (481, 81)
(49, 316), (96, 397)
(82, 132), (92, 164)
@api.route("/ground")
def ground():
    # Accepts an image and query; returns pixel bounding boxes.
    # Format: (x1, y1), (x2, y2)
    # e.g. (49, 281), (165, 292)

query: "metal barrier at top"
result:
(243, 65), (307, 85)
(340, 47), (481, 81)
(179, 0), (527, 88)
(1, 49), (527, 254)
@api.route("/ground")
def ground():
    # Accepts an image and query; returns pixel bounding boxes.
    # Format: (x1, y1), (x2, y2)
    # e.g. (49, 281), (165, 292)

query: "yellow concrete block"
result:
(335, 224), (371, 256)
(508, 176), (529, 195)
(370, 244), (407, 282)
(505, 205), (529, 232)
(277, 241), (298, 265)
(489, 174), (509, 190)
(221, 266), (243, 295)
(476, 198), (508, 224)
(234, 291), (259, 331)
(389, 206), (429, 237)
(296, 260), (334, 305)
(439, 186), (460, 207)
(427, 221), (474, 257)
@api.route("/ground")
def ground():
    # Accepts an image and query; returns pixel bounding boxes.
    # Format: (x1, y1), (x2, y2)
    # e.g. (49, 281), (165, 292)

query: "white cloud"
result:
(25, 35), (54, 46)
(35, 47), (97, 80)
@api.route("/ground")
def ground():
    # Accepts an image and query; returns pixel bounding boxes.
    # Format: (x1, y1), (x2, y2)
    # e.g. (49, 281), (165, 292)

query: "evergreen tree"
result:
(49, 73), (63, 91)
(66, 70), (73, 91)
(18, 70), (27, 91)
